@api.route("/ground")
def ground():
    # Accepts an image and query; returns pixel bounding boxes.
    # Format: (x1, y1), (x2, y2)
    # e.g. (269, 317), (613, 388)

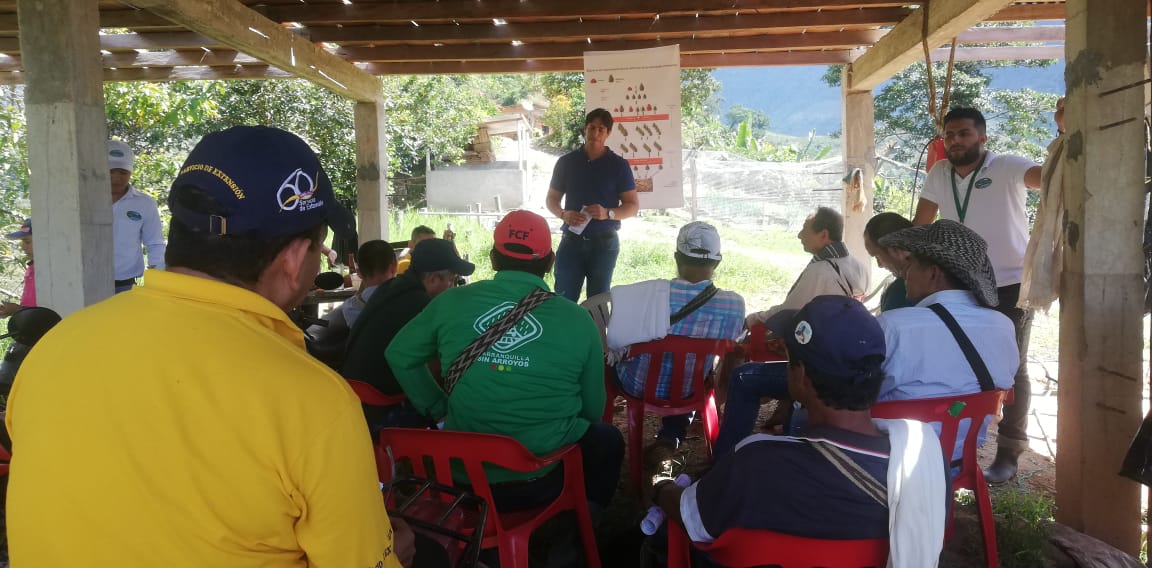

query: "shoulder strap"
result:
(442, 288), (554, 394)
(821, 259), (853, 296)
(669, 284), (719, 325)
(807, 440), (888, 507)
(926, 303), (996, 392)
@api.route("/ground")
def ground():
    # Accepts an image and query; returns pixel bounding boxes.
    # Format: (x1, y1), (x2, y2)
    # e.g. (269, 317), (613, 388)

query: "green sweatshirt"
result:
(386, 270), (606, 483)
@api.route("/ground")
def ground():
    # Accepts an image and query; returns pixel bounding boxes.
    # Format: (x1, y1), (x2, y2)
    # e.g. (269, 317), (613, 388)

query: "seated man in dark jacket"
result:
(342, 238), (474, 427)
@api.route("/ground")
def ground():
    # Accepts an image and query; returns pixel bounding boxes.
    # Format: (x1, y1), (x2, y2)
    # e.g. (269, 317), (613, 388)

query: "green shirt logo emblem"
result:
(474, 302), (544, 353)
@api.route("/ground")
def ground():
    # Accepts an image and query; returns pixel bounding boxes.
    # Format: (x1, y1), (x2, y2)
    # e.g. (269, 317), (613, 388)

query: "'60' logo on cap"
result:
(277, 169), (321, 212)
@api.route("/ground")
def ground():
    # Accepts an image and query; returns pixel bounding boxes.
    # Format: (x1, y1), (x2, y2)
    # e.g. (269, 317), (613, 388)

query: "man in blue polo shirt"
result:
(545, 108), (639, 302)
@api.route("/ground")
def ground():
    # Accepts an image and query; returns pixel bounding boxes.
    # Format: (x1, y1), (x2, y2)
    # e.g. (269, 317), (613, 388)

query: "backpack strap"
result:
(441, 288), (554, 394)
(807, 440), (888, 507)
(669, 284), (719, 325)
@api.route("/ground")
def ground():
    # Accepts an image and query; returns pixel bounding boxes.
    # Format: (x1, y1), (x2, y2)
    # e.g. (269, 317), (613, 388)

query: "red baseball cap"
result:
(494, 210), (552, 260)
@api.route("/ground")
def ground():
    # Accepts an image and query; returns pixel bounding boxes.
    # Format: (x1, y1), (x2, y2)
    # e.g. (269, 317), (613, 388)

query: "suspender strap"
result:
(669, 284), (719, 325)
(926, 303), (996, 392)
(442, 288), (554, 394)
(808, 441), (888, 507)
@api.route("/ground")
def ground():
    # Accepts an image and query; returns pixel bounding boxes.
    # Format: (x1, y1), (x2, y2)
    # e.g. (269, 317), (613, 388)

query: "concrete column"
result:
(17, 0), (113, 315)
(841, 82), (875, 266)
(354, 100), (389, 241)
(1056, 0), (1146, 553)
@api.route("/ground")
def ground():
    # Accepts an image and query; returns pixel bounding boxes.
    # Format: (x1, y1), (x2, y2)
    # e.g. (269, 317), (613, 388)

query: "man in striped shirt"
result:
(612, 222), (745, 446)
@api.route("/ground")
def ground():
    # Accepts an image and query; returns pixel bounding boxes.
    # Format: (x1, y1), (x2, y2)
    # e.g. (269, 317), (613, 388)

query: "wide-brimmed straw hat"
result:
(878, 219), (999, 307)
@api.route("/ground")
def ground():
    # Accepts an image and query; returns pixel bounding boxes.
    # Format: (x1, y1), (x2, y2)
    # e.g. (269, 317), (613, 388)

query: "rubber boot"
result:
(983, 440), (1027, 485)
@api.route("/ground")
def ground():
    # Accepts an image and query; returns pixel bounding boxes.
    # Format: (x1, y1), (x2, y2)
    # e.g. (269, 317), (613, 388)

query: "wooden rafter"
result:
(847, 0), (1018, 91)
(334, 31), (884, 62)
(304, 8), (909, 45)
(124, 0), (381, 102)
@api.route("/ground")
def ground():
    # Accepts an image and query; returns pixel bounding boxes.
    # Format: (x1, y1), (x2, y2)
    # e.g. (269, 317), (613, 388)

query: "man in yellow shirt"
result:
(396, 225), (437, 275)
(5, 126), (411, 568)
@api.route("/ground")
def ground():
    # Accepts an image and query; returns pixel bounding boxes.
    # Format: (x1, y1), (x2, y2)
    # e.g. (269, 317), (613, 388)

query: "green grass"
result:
(386, 211), (797, 305)
(991, 489), (1055, 568)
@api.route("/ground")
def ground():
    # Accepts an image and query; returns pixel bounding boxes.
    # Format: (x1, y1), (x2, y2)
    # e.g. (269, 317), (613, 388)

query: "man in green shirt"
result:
(386, 210), (623, 514)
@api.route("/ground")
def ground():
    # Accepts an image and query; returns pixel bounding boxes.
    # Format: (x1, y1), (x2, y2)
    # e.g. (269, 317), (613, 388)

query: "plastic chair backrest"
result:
(700, 527), (889, 568)
(744, 323), (787, 362)
(579, 293), (611, 352)
(627, 335), (733, 408)
(346, 379), (409, 407)
(376, 428), (583, 537)
(871, 390), (1008, 485)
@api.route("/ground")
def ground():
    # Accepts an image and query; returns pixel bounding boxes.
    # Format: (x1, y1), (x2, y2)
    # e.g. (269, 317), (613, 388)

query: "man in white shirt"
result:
(911, 108), (1041, 483)
(745, 206), (869, 327)
(875, 220), (1019, 459)
(108, 140), (166, 293)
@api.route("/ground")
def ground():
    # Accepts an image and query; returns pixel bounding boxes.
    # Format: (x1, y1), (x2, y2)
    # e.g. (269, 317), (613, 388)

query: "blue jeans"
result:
(713, 362), (791, 459)
(554, 231), (620, 302)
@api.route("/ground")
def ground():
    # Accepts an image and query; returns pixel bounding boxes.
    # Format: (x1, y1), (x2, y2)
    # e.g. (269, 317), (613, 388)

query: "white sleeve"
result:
(679, 481), (716, 544)
(142, 198), (166, 270)
(917, 163), (948, 204)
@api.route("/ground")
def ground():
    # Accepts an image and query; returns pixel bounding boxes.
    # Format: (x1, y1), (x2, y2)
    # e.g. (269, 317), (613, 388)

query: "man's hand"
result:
(0, 302), (21, 317)
(562, 210), (589, 226)
(390, 516), (416, 568)
(584, 204), (608, 220)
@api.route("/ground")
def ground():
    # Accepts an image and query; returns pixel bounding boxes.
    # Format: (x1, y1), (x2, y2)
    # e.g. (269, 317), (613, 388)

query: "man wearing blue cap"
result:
(0, 218), (35, 316)
(654, 296), (946, 566)
(7, 127), (412, 568)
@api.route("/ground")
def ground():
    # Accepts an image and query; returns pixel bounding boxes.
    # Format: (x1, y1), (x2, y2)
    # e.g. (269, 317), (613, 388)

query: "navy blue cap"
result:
(5, 218), (31, 239)
(409, 238), (475, 276)
(763, 295), (886, 381)
(168, 126), (335, 239)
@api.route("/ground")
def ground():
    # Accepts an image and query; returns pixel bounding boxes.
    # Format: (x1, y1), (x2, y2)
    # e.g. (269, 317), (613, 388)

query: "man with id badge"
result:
(912, 107), (1042, 484)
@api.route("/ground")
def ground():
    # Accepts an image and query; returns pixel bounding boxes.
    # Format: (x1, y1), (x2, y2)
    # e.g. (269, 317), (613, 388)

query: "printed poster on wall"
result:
(584, 45), (683, 209)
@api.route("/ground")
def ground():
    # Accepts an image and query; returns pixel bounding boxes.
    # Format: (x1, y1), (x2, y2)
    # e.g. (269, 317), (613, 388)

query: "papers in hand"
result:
(567, 206), (592, 235)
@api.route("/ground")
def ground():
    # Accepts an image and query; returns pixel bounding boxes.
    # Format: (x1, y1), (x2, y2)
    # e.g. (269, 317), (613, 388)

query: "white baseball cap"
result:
(107, 139), (135, 172)
(676, 221), (723, 261)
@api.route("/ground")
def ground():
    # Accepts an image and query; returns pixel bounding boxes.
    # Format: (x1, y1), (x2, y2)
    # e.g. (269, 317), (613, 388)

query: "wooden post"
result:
(354, 101), (389, 241)
(17, 0), (113, 315)
(1056, 0), (1146, 553)
(841, 81), (875, 266)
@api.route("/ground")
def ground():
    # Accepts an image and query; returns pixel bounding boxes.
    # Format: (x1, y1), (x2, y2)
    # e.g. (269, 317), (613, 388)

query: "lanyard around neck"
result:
(949, 152), (988, 224)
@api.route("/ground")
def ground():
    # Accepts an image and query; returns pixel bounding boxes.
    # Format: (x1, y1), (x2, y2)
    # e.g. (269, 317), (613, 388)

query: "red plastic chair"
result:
(667, 517), (887, 568)
(376, 428), (601, 568)
(743, 323), (788, 362)
(346, 379), (409, 481)
(871, 389), (1011, 568)
(0, 444), (10, 477)
(606, 335), (733, 494)
(346, 379), (409, 407)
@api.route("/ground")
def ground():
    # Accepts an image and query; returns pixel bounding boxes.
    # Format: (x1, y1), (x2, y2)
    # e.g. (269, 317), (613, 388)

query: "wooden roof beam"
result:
(126, 0), (381, 102)
(847, 0), (1017, 92)
(336, 30), (884, 62)
(306, 7), (910, 45)
(256, 1), (916, 23)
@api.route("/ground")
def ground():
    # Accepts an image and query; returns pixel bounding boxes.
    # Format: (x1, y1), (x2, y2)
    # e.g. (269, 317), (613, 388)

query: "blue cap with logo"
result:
(5, 218), (31, 239)
(168, 126), (335, 239)
(763, 295), (886, 381)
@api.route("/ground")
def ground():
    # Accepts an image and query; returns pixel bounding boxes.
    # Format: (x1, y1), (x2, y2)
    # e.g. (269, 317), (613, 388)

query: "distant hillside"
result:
(715, 62), (1066, 137)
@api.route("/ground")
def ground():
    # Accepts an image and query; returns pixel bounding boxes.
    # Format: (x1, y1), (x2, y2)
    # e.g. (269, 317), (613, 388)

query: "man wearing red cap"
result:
(388, 210), (624, 522)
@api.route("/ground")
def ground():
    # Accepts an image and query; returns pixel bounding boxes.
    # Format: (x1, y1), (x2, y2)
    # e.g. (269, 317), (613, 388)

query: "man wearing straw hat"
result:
(876, 219), (1019, 460)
